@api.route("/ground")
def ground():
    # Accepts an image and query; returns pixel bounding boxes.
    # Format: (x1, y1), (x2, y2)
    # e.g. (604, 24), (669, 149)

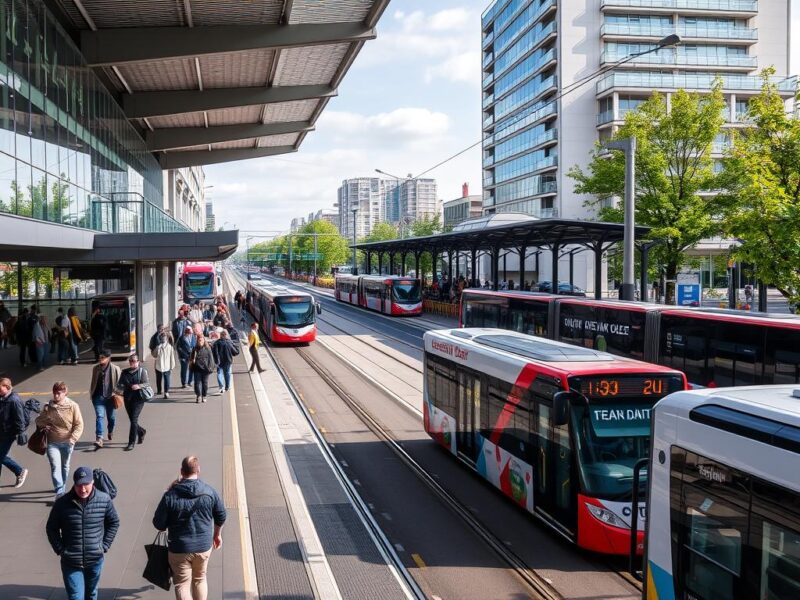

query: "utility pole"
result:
(605, 136), (637, 301)
(313, 233), (318, 284)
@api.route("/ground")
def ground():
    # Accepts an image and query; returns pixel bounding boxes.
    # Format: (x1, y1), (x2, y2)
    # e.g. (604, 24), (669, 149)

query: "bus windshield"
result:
(392, 281), (421, 303)
(571, 401), (654, 500)
(185, 273), (214, 297)
(274, 297), (315, 327)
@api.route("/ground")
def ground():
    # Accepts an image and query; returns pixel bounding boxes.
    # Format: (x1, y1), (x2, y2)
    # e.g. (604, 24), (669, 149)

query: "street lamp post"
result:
(351, 207), (358, 275)
(604, 136), (637, 301)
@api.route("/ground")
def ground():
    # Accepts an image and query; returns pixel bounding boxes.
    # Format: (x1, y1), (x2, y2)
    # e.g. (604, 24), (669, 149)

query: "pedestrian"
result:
(0, 300), (10, 349)
(55, 308), (72, 365)
(89, 305), (107, 362)
(14, 308), (30, 366)
(153, 331), (176, 399)
(115, 354), (149, 451)
(46, 465), (120, 600)
(89, 349), (121, 449)
(224, 320), (240, 344)
(190, 336), (216, 404)
(172, 310), (190, 343)
(233, 291), (243, 311)
(212, 330), (237, 395)
(32, 313), (50, 371)
(26, 306), (40, 365)
(247, 323), (265, 374)
(212, 308), (227, 329)
(203, 304), (215, 322)
(67, 307), (84, 363)
(189, 303), (203, 325)
(177, 326), (197, 388)
(0, 377), (28, 488)
(36, 382), (84, 500)
(149, 324), (174, 353)
(152, 456), (226, 600)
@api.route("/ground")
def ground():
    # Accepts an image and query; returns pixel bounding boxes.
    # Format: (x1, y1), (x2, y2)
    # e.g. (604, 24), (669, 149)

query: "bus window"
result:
(758, 521), (800, 599)
(766, 328), (800, 384)
(509, 298), (548, 337)
(710, 322), (762, 386)
(661, 316), (713, 387)
(558, 303), (592, 348)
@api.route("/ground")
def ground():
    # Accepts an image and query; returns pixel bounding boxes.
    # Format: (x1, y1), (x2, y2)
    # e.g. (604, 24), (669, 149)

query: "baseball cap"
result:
(73, 466), (93, 485)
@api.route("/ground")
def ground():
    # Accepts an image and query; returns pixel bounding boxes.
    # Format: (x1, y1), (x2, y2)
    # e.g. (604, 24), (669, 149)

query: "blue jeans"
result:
(216, 364), (232, 390)
(46, 441), (74, 495)
(155, 370), (171, 394)
(0, 434), (22, 479)
(36, 341), (48, 367)
(57, 337), (69, 362)
(179, 358), (194, 385)
(91, 393), (116, 439)
(62, 558), (103, 600)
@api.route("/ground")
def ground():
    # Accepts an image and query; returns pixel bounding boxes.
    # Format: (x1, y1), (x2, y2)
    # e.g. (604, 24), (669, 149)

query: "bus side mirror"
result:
(316, 302), (322, 315)
(552, 391), (583, 426)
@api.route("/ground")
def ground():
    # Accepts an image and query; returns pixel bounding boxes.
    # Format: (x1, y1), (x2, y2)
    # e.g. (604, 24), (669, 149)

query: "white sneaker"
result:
(218, 389), (224, 395)
(202, 397), (207, 403)
(14, 468), (28, 488)
(164, 392), (170, 399)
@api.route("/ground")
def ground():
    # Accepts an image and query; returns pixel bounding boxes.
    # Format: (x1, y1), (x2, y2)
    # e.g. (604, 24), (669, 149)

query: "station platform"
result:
(0, 309), (410, 598)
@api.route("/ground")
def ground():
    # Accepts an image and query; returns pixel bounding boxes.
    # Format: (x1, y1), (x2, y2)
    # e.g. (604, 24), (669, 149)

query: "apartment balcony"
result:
(489, 102), (558, 147)
(599, 0), (757, 16)
(482, 30), (495, 50)
(493, 0), (557, 61)
(600, 51), (758, 70)
(601, 22), (757, 44)
(483, 113), (494, 128)
(482, 0), (511, 28)
(482, 71), (494, 87)
(482, 92), (495, 109)
(483, 153), (495, 168)
(597, 109), (616, 125)
(494, 129), (558, 165)
(495, 48), (557, 100)
(482, 52), (494, 69)
(596, 72), (798, 96)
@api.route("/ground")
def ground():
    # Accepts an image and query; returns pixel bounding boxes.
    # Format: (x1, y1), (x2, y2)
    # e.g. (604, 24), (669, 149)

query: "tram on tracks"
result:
(334, 274), (422, 316)
(247, 280), (321, 343)
(460, 289), (800, 388)
(646, 385), (800, 600)
(182, 262), (220, 304)
(423, 327), (687, 555)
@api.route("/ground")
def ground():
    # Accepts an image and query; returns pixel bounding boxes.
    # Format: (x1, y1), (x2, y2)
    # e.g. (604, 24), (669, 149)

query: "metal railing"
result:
(596, 72), (798, 94)
(597, 109), (615, 125)
(91, 193), (189, 234)
(601, 22), (757, 40)
(601, 51), (758, 68)
(600, 0), (757, 11)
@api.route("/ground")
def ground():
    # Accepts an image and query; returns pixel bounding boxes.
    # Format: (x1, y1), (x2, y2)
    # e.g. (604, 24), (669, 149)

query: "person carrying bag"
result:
(115, 354), (151, 451)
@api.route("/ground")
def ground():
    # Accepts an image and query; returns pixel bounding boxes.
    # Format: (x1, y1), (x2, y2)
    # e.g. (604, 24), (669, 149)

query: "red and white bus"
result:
(182, 262), (219, 304)
(460, 289), (800, 389)
(247, 281), (321, 343)
(334, 275), (422, 316)
(424, 328), (687, 555)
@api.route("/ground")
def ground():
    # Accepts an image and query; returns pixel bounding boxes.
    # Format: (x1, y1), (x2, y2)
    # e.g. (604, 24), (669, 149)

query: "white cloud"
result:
(424, 50), (481, 85)
(429, 8), (472, 31)
(319, 107), (450, 146)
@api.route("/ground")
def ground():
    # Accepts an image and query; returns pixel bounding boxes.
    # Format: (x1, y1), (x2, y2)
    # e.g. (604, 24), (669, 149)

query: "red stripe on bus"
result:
(489, 363), (539, 446)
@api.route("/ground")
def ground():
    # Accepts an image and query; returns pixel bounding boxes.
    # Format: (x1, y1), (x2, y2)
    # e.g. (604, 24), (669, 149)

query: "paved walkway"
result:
(0, 344), (247, 600)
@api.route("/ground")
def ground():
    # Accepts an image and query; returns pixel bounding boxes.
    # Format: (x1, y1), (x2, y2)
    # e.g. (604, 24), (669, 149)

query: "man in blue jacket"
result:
(0, 377), (28, 488)
(46, 466), (120, 600)
(153, 456), (226, 600)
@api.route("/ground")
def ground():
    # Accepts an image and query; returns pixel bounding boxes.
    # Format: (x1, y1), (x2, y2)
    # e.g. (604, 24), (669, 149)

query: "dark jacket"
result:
(190, 345), (215, 374)
(46, 488), (120, 568)
(116, 366), (150, 403)
(212, 313), (227, 328)
(172, 317), (191, 344)
(212, 339), (236, 368)
(89, 363), (121, 400)
(176, 334), (196, 360)
(89, 312), (106, 339)
(0, 390), (25, 436)
(152, 478), (226, 553)
(14, 316), (30, 344)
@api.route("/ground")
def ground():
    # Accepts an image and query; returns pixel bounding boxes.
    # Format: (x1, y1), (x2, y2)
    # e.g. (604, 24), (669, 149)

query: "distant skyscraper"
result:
(443, 183), (482, 229)
(204, 200), (215, 231)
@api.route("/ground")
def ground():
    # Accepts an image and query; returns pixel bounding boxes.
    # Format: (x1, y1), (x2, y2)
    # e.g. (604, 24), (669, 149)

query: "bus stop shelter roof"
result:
(351, 217), (653, 255)
(52, 0), (390, 168)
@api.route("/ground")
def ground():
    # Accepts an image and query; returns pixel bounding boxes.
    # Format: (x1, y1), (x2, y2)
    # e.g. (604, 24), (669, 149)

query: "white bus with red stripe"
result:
(247, 281), (321, 343)
(423, 328), (687, 555)
(334, 275), (422, 316)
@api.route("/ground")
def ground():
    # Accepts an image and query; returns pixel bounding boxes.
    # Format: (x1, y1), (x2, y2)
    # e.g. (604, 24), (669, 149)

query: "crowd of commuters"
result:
(0, 290), (247, 599)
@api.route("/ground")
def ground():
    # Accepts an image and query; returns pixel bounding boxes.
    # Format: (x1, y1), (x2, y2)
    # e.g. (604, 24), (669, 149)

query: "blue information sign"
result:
(677, 283), (701, 306)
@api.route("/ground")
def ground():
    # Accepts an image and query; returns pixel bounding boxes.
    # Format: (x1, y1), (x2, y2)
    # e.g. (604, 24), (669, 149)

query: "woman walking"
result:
(35, 382), (83, 501)
(116, 354), (150, 451)
(190, 336), (216, 403)
(177, 326), (196, 388)
(153, 331), (176, 399)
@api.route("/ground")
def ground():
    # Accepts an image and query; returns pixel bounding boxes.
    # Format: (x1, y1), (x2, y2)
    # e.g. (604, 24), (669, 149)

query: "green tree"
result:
(295, 220), (349, 275)
(359, 222), (398, 273)
(409, 215), (443, 280)
(569, 85), (726, 302)
(718, 69), (800, 304)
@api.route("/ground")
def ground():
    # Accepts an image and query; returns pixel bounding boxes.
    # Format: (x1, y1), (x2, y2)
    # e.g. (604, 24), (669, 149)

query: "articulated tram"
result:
(423, 328), (687, 555)
(646, 386), (800, 600)
(335, 274), (422, 316)
(247, 280), (321, 343)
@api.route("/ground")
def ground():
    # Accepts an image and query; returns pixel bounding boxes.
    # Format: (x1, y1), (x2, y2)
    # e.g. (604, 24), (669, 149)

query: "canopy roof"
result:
(52, 0), (389, 167)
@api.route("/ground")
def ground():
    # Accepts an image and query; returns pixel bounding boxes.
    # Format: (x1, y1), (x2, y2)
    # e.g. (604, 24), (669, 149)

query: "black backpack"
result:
(93, 468), (117, 499)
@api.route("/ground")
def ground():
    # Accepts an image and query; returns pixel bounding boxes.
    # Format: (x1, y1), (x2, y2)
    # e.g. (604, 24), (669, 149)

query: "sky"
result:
(205, 1), (484, 239)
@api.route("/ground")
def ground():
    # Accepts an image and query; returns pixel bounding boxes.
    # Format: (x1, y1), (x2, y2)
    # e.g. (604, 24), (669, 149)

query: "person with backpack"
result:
(89, 349), (121, 450)
(35, 382), (84, 500)
(190, 336), (216, 404)
(67, 307), (82, 364)
(0, 377), (28, 488)
(46, 465), (119, 600)
(212, 329), (238, 395)
(115, 354), (151, 452)
(89, 305), (107, 362)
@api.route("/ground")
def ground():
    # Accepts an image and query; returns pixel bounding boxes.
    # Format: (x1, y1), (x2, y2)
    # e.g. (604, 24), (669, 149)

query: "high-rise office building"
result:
(481, 0), (796, 222)
(204, 200), (215, 232)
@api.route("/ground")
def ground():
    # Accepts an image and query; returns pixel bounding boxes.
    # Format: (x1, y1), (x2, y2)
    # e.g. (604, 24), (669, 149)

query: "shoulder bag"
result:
(137, 367), (155, 402)
(27, 427), (47, 455)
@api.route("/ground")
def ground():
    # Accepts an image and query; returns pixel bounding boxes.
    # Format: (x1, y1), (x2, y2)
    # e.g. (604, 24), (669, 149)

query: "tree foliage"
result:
(249, 220), (350, 275)
(568, 85), (726, 299)
(717, 69), (800, 304)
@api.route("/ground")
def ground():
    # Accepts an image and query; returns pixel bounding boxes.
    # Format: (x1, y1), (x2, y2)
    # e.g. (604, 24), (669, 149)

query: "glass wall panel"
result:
(15, 159), (31, 216)
(0, 151), (14, 213)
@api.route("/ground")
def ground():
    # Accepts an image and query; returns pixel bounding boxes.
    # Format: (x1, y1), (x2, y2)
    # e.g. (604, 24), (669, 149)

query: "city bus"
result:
(247, 281), (321, 343)
(423, 328), (687, 555)
(182, 262), (219, 304)
(645, 385), (800, 600)
(90, 291), (136, 353)
(334, 274), (422, 316)
(459, 289), (800, 388)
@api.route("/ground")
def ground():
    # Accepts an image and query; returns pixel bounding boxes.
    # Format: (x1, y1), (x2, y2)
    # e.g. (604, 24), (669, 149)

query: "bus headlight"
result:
(585, 503), (628, 529)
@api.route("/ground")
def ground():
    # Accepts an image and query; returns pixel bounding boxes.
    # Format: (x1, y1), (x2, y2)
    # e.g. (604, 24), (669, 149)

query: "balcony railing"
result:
(494, 0), (557, 59)
(482, 30), (495, 49)
(600, 0), (757, 12)
(92, 193), (189, 234)
(482, 52), (494, 69)
(601, 51), (758, 68)
(494, 20), (557, 79)
(483, 113), (494, 128)
(482, 92), (495, 109)
(492, 101), (558, 145)
(601, 22), (757, 40)
(495, 48), (557, 99)
(482, 71), (494, 87)
(597, 72), (798, 94)
(597, 109), (615, 125)
(495, 128), (558, 163)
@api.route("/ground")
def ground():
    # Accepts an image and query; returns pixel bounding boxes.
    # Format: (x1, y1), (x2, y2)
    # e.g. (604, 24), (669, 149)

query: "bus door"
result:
(457, 369), (480, 463)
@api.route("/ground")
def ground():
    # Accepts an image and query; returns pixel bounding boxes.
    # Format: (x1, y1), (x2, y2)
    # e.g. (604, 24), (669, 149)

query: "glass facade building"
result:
(0, 0), (185, 233)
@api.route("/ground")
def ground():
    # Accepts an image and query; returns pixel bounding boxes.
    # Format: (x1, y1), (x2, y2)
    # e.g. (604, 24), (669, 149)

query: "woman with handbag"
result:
(190, 336), (216, 404)
(89, 349), (122, 449)
(116, 354), (152, 451)
(35, 382), (84, 501)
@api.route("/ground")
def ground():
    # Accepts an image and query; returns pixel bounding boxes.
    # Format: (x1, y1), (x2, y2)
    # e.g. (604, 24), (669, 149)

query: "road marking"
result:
(411, 553), (427, 569)
(308, 407), (316, 414)
(320, 426), (327, 434)
(381, 512), (393, 521)
(394, 543), (405, 552)
(352, 478), (361, 487)
(340, 460), (348, 467)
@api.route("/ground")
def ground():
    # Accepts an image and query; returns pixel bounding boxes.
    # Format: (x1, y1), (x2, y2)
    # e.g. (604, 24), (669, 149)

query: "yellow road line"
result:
(411, 553), (427, 569)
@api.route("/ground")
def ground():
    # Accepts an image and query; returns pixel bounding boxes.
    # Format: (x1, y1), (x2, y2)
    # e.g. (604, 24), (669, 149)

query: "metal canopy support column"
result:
(518, 245), (527, 290)
(640, 245), (650, 303)
(551, 244), (560, 296)
(447, 251), (454, 288)
(594, 244), (603, 300)
(400, 252), (407, 276)
(471, 248), (478, 287)
(378, 252), (383, 275)
(415, 252), (421, 282)
(366, 252), (372, 274)
(167, 262), (177, 320)
(758, 280), (768, 312)
(493, 245), (501, 291)
(455, 252), (460, 280)
(388, 252), (395, 275)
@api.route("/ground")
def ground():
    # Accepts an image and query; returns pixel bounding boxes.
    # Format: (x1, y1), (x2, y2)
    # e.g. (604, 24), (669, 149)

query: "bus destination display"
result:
(577, 376), (680, 399)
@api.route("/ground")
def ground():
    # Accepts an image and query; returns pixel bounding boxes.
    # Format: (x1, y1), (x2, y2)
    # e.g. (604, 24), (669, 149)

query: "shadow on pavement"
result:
(0, 584), (154, 599)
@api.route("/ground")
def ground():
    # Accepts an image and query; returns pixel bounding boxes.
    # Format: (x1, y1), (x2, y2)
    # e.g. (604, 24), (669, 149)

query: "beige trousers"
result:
(168, 549), (212, 600)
